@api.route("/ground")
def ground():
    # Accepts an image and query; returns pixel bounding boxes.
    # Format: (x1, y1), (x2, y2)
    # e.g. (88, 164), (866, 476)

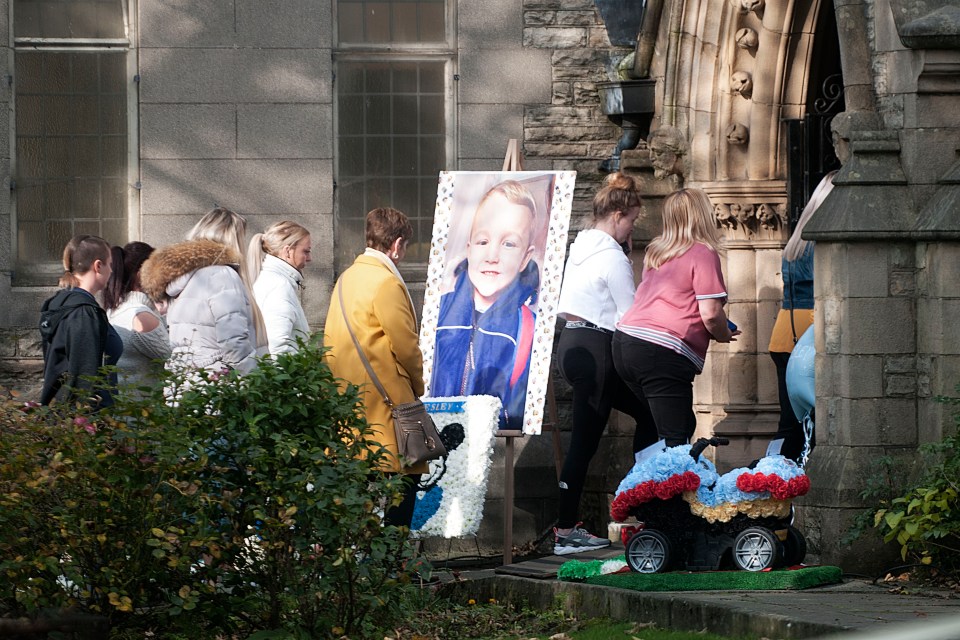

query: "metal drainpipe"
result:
(631, 0), (665, 79)
(660, 0), (686, 128)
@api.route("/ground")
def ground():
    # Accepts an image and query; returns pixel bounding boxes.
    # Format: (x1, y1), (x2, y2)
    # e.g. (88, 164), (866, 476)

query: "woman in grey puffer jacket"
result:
(141, 208), (265, 376)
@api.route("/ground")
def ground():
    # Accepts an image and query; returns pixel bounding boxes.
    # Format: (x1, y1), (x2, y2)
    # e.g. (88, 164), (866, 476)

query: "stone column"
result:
(834, 0), (878, 112)
(801, 127), (918, 571)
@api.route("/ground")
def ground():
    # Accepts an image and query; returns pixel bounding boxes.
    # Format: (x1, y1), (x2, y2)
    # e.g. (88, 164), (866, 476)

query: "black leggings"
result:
(612, 332), (699, 447)
(770, 351), (813, 463)
(556, 326), (658, 528)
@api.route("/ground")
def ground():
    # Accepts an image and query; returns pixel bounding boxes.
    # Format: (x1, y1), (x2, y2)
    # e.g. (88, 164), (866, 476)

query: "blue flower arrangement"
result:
(617, 447), (807, 508)
(615, 444), (719, 497)
(411, 486), (443, 530)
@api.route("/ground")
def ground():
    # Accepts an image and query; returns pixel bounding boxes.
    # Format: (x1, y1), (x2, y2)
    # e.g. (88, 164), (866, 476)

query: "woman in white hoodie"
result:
(552, 172), (657, 555)
(247, 221), (312, 355)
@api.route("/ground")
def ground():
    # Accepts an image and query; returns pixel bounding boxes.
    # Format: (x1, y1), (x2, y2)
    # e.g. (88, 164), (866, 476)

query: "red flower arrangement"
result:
(736, 472), (810, 500)
(610, 471), (701, 522)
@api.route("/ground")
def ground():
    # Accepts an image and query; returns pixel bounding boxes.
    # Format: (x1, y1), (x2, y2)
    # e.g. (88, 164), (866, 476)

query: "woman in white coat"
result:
(247, 221), (312, 355)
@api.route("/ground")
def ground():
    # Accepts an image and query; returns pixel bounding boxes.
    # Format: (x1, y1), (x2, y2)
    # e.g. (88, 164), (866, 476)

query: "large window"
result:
(12, 0), (134, 278)
(335, 0), (453, 269)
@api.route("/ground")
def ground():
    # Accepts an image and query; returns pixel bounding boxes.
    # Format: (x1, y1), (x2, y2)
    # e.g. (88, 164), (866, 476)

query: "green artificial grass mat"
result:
(583, 565), (842, 591)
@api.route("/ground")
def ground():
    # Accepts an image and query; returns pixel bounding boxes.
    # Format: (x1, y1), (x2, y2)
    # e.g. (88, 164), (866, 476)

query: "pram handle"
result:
(690, 436), (730, 461)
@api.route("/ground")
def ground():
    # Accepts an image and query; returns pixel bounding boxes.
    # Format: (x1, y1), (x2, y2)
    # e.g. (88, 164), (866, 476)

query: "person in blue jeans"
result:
(431, 180), (540, 431)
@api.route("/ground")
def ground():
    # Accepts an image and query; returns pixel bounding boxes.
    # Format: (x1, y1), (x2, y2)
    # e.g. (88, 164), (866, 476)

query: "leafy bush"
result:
(874, 393), (960, 572)
(842, 454), (897, 548)
(0, 337), (416, 638)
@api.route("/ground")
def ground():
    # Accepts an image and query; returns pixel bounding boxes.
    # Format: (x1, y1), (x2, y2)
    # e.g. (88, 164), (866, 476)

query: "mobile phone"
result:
(727, 319), (738, 332)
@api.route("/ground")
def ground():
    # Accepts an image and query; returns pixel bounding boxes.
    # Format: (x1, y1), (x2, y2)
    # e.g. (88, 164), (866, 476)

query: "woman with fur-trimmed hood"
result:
(140, 207), (264, 376)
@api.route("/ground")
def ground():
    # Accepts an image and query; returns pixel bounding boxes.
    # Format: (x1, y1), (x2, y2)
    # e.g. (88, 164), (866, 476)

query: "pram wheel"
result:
(626, 529), (672, 573)
(732, 527), (781, 571)
(781, 525), (807, 566)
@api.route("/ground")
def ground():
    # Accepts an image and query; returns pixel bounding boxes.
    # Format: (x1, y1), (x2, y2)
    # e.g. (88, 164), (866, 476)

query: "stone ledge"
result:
(444, 575), (846, 639)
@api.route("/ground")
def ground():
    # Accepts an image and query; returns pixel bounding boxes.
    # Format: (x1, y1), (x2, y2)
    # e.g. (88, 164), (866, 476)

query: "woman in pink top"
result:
(613, 188), (740, 447)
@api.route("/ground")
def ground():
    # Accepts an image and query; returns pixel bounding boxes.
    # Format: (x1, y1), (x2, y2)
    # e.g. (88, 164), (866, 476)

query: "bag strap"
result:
(510, 304), (535, 388)
(337, 278), (394, 408)
(787, 259), (798, 345)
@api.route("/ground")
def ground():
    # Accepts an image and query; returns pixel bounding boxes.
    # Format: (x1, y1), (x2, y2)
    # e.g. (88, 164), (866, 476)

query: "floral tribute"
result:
(612, 445), (810, 524)
(410, 395), (501, 537)
(611, 444), (718, 522)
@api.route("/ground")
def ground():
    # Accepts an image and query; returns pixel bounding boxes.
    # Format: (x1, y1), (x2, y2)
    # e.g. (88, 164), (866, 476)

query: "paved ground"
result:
(437, 548), (960, 639)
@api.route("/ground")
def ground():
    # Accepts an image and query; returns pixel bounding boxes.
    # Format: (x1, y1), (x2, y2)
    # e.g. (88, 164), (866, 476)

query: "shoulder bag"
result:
(337, 280), (446, 466)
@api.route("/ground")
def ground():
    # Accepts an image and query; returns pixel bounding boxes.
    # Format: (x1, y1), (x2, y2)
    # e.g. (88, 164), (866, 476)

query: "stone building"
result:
(0, 0), (957, 571)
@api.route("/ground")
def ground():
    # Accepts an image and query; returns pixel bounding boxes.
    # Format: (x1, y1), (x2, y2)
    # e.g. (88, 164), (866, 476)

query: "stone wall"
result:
(522, 0), (626, 218)
(0, 328), (42, 398)
(138, 0), (336, 325)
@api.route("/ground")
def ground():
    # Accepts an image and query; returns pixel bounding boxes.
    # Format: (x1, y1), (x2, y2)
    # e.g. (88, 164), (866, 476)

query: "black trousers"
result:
(612, 332), (699, 448)
(770, 351), (813, 463)
(556, 326), (658, 528)
(384, 473), (422, 528)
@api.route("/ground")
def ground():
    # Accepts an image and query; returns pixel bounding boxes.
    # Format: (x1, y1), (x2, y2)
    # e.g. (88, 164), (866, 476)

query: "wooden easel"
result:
(497, 139), (564, 565)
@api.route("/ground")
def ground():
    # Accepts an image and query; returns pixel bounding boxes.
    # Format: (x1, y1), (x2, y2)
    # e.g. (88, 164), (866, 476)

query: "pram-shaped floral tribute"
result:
(611, 437), (810, 573)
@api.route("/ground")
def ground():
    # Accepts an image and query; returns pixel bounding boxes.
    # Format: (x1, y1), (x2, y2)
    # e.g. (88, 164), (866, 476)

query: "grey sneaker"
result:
(554, 523), (611, 555)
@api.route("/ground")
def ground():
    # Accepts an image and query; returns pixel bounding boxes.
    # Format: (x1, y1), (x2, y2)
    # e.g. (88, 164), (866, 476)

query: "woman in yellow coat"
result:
(324, 207), (426, 528)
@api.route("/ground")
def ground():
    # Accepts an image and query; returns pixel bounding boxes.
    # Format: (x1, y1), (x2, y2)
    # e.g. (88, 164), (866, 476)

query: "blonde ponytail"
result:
(246, 232), (267, 285)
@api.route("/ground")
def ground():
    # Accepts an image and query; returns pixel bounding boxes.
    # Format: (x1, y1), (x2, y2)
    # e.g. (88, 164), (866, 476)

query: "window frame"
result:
(332, 0), (457, 277)
(8, 0), (140, 286)
(333, 0), (454, 51)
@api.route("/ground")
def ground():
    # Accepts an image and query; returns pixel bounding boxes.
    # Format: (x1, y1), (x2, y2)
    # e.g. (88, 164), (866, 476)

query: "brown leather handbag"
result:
(337, 280), (446, 466)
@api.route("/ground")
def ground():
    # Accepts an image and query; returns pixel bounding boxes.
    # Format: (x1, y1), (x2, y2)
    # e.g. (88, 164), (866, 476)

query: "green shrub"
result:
(0, 388), (216, 633)
(0, 337), (416, 638)
(874, 393), (960, 571)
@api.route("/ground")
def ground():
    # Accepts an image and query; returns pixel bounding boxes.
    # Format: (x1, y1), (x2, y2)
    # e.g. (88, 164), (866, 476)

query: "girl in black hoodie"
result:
(39, 235), (123, 409)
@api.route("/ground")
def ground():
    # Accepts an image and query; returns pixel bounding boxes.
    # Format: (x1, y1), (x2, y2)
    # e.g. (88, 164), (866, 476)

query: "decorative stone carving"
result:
(732, 0), (764, 15)
(735, 28), (759, 50)
(757, 203), (785, 230)
(730, 71), (753, 99)
(712, 201), (788, 235)
(725, 123), (750, 145)
(731, 203), (755, 227)
(647, 126), (689, 179)
(715, 203), (735, 229)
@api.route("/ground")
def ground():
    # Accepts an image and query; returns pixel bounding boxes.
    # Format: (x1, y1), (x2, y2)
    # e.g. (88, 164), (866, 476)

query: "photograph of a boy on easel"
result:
(420, 167), (574, 436)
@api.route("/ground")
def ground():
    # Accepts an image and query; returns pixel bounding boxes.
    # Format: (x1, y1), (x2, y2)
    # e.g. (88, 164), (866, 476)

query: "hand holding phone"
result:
(725, 319), (741, 342)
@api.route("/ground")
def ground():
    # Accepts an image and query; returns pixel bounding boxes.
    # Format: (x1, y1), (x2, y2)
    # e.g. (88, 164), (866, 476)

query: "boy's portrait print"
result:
(420, 171), (576, 434)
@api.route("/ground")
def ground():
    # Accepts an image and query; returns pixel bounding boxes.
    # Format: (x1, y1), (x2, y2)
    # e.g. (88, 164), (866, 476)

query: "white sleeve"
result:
(605, 253), (637, 321)
(263, 296), (299, 356)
